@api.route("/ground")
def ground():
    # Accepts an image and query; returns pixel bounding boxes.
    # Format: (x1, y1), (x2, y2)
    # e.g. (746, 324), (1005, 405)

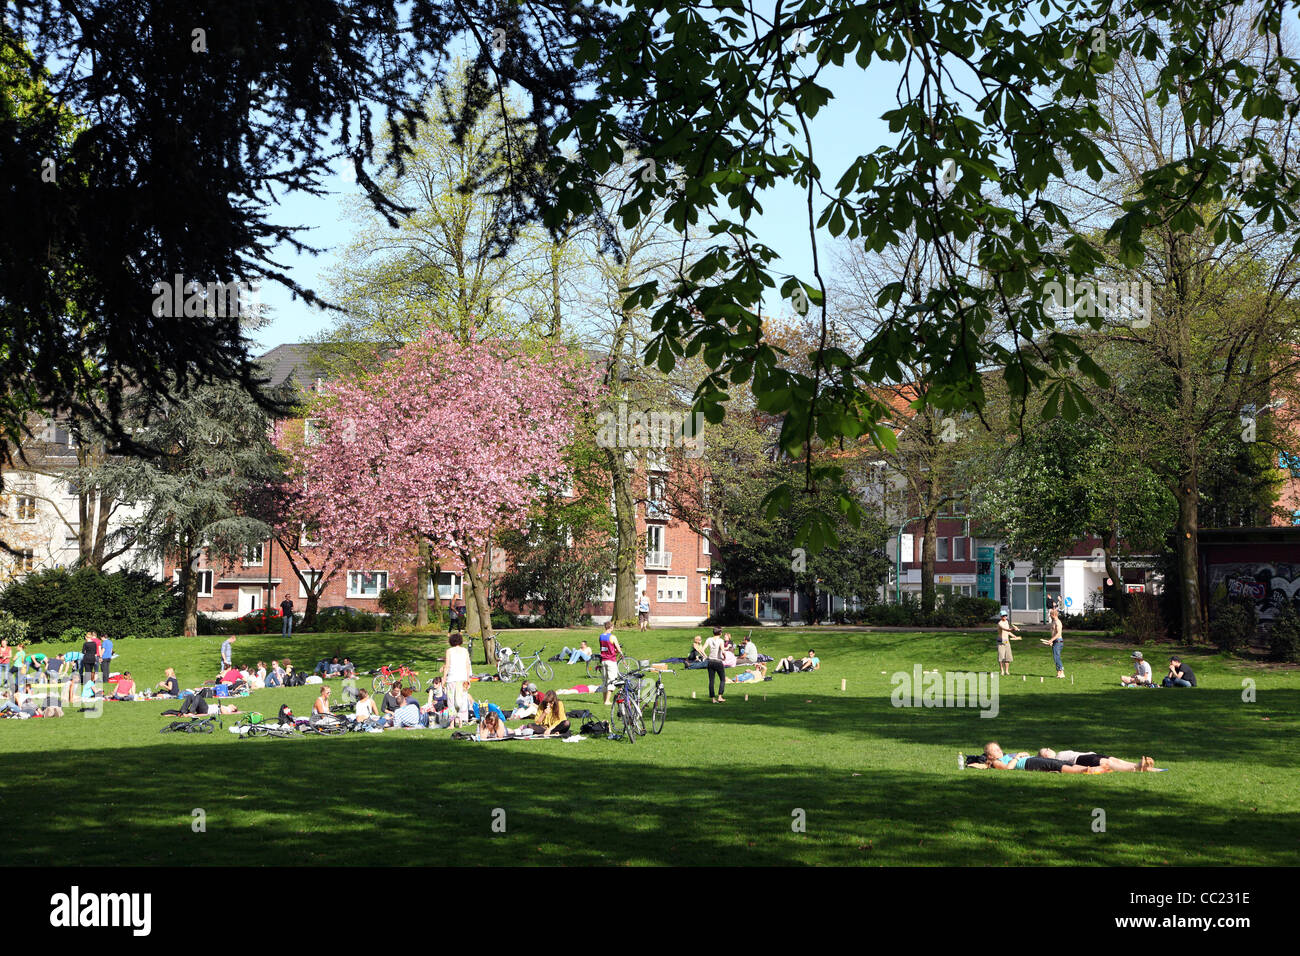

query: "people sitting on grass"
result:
(774, 650), (820, 673)
(1038, 748), (1155, 772)
(1121, 651), (1155, 687)
(0, 690), (63, 719)
(339, 658), (356, 678)
(266, 660), (285, 688)
(108, 672), (136, 701)
(389, 687), (425, 728)
(510, 681), (539, 720)
(312, 685), (332, 716)
(727, 662), (768, 684)
(686, 636), (706, 663)
(157, 668), (180, 698)
(521, 690), (569, 737)
(381, 684), (404, 716)
(562, 641), (592, 664)
(354, 688), (382, 727)
(426, 677), (448, 715)
(1162, 656), (1196, 688)
(739, 634), (759, 664)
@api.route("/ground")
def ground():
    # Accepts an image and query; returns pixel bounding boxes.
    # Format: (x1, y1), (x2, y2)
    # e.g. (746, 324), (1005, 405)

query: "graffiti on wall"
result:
(1208, 563), (1300, 621)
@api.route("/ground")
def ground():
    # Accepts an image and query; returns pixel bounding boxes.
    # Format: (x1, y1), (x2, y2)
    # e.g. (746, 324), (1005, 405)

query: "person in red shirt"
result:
(109, 672), (136, 700)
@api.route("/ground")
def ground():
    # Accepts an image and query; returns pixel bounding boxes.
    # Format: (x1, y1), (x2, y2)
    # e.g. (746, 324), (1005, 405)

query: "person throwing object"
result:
(995, 613), (1021, 676)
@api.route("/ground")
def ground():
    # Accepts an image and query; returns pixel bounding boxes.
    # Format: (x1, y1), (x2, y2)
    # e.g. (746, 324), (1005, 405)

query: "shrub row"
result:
(0, 567), (182, 642)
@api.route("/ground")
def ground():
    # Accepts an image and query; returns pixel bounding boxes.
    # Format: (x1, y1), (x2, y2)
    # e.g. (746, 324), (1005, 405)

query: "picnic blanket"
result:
(555, 685), (598, 695)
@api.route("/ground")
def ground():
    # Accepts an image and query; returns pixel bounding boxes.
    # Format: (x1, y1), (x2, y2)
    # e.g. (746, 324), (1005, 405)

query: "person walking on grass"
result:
(704, 627), (727, 703)
(995, 613), (1021, 676)
(1039, 608), (1065, 678)
(599, 626), (623, 708)
(220, 635), (236, 673)
(637, 592), (650, 632)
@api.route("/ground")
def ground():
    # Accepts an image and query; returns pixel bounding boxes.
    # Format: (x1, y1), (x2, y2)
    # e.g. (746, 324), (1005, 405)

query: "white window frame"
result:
(428, 572), (462, 600)
(953, 536), (967, 561)
(303, 418), (325, 445)
(172, 568), (214, 597)
(299, 569), (323, 599)
(18, 548), (35, 572)
(937, 537), (950, 562)
(656, 575), (687, 603)
(14, 495), (37, 522)
(701, 531), (711, 556)
(242, 543), (265, 567)
(700, 575), (709, 604)
(646, 525), (665, 553)
(347, 570), (388, 598)
(300, 522), (321, 547)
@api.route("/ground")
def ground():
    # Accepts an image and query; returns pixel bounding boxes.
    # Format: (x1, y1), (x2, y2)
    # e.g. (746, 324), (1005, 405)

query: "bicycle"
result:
(641, 668), (669, 734)
(496, 645), (553, 683)
(371, 662), (421, 694)
(243, 721), (298, 739)
(302, 716), (348, 736)
(609, 671), (647, 742)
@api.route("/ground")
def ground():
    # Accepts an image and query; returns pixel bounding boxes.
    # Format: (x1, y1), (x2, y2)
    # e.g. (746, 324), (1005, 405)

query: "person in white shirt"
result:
(441, 633), (473, 727)
(739, 635), (758, 664)
(1120, 651), (1154, 686)
(637, 593), (650, 631)
(703, 628), (727, 703)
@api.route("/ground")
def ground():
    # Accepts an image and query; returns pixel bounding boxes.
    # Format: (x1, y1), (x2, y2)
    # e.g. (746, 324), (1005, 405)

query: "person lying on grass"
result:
(976, 742), (1093, 773)
(1039, 749), (1155, 772)
(727, 662), (768, 684)
(774, 651), (820, 673)
(478, 709), (509, 740)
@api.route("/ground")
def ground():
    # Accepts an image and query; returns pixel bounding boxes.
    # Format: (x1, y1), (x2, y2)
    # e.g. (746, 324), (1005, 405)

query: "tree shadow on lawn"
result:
(5, 735), (1295, 867)
(662, 686), (1300, 768)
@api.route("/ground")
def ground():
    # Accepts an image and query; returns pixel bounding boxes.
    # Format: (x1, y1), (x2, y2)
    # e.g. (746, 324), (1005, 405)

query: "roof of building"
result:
(256, 344), (330, 391)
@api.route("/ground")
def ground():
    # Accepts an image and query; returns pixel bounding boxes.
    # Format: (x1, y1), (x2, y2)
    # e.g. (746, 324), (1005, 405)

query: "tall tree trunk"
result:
(1174, 466), (1205, 642)
(1100, 535), (1128, 617)
(460, 549), (497, 664)
(415, 537), (431, 627)
(181, 538), (199, 637)
(607, 448), (639, 626)
(430, 560), (446, 629)
(304, 587), (320, 630)
(920, 511), (938, 613)
(89, 488), (113, 569)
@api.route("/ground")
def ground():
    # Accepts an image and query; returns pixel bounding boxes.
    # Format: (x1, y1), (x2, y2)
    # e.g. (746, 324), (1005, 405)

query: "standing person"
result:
(599, 626), (623, 708)
(9, 644), (26, 693)
(995, 613), (1021, 676)
(703, 627), (727, 703)
(99, 634), (114, 685)
(280, 596), (294, 637)
(0, 640), (10, 683)
(1040, 608), (1064, 678)
(637, 592), (650, 632)
(79, 632), (99, 685)
(220, 635), (236, 673)
(441, 633), (472, 729)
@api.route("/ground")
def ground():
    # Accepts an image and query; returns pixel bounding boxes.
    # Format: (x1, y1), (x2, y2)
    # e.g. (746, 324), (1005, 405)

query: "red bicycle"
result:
(371, 663), (420, 694)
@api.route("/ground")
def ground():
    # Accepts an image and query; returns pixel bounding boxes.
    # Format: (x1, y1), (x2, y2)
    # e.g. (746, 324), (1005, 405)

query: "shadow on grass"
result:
(5, 729), (1296, 867)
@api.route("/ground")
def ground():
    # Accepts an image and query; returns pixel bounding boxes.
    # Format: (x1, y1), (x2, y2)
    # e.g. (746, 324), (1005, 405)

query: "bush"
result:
(1059, 608), (1123, 631)
(313, 606), (381, 632)
(57, 625), (88, 645)
(1267, 605), (1300, 663)
(0, 609), (30, 645)
(377, 586), (414, 625)
(0, 567), (182, 642)
(1209, 598), (1255, 653)
(948, 596), (1000, 626)
(1118, 592), (1168, 646)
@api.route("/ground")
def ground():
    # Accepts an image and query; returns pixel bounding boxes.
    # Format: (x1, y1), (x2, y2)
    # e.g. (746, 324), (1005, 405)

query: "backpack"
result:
(277, 704), (294, 725)
(285, 672), (306, 687)
(246, 712), (264, 725)
(580, 720), (610, 736)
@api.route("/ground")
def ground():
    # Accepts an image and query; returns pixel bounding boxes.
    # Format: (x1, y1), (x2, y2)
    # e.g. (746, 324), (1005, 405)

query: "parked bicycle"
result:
(609, 671), (647, 742)
(496, 645), (553, 683)
(371, 662), (421, 694)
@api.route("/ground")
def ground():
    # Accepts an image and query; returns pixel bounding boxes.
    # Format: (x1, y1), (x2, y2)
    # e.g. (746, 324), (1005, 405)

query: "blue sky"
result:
(250, 41), (897, 355)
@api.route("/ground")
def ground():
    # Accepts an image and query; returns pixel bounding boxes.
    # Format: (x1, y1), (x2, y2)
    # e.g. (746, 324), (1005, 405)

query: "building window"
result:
(428, 572), (462, 600)
(348, 570), (388, 598)
(300, 522), (321, 547)
(701, 480), (712, 509)
(937, 537), (950, 562)
(953, 536), (967, 561)
(700, 575), (709, 604)
(48, 422), (77, 456)
(701, 531), (711, 557)
(298, 570), (322, 599)
(18, 549), (34, 573)
(172, 569), (214, 596)
(656, 575), (687, 603)
(303, 419), (324, 445)
(243, 544), (264, 567)
(1011, 575), (1061, 612)
(647, 476), (668, 519)
(14, 496), (37, 522)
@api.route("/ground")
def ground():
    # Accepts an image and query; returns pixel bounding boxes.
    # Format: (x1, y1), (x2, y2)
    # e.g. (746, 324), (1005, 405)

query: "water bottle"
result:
(958, 751), (965, 770)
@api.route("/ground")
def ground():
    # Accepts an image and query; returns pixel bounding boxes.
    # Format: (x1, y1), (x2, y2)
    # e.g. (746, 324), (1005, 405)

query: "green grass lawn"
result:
(2, 626), (1296, 866)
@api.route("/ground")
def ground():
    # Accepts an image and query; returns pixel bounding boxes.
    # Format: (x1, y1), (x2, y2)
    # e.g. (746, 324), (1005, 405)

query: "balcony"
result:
(645, 551), (673, 570)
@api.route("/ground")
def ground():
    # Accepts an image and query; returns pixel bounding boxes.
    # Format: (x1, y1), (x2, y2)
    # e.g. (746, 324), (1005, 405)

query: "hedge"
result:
(0, 567), (182, 642)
